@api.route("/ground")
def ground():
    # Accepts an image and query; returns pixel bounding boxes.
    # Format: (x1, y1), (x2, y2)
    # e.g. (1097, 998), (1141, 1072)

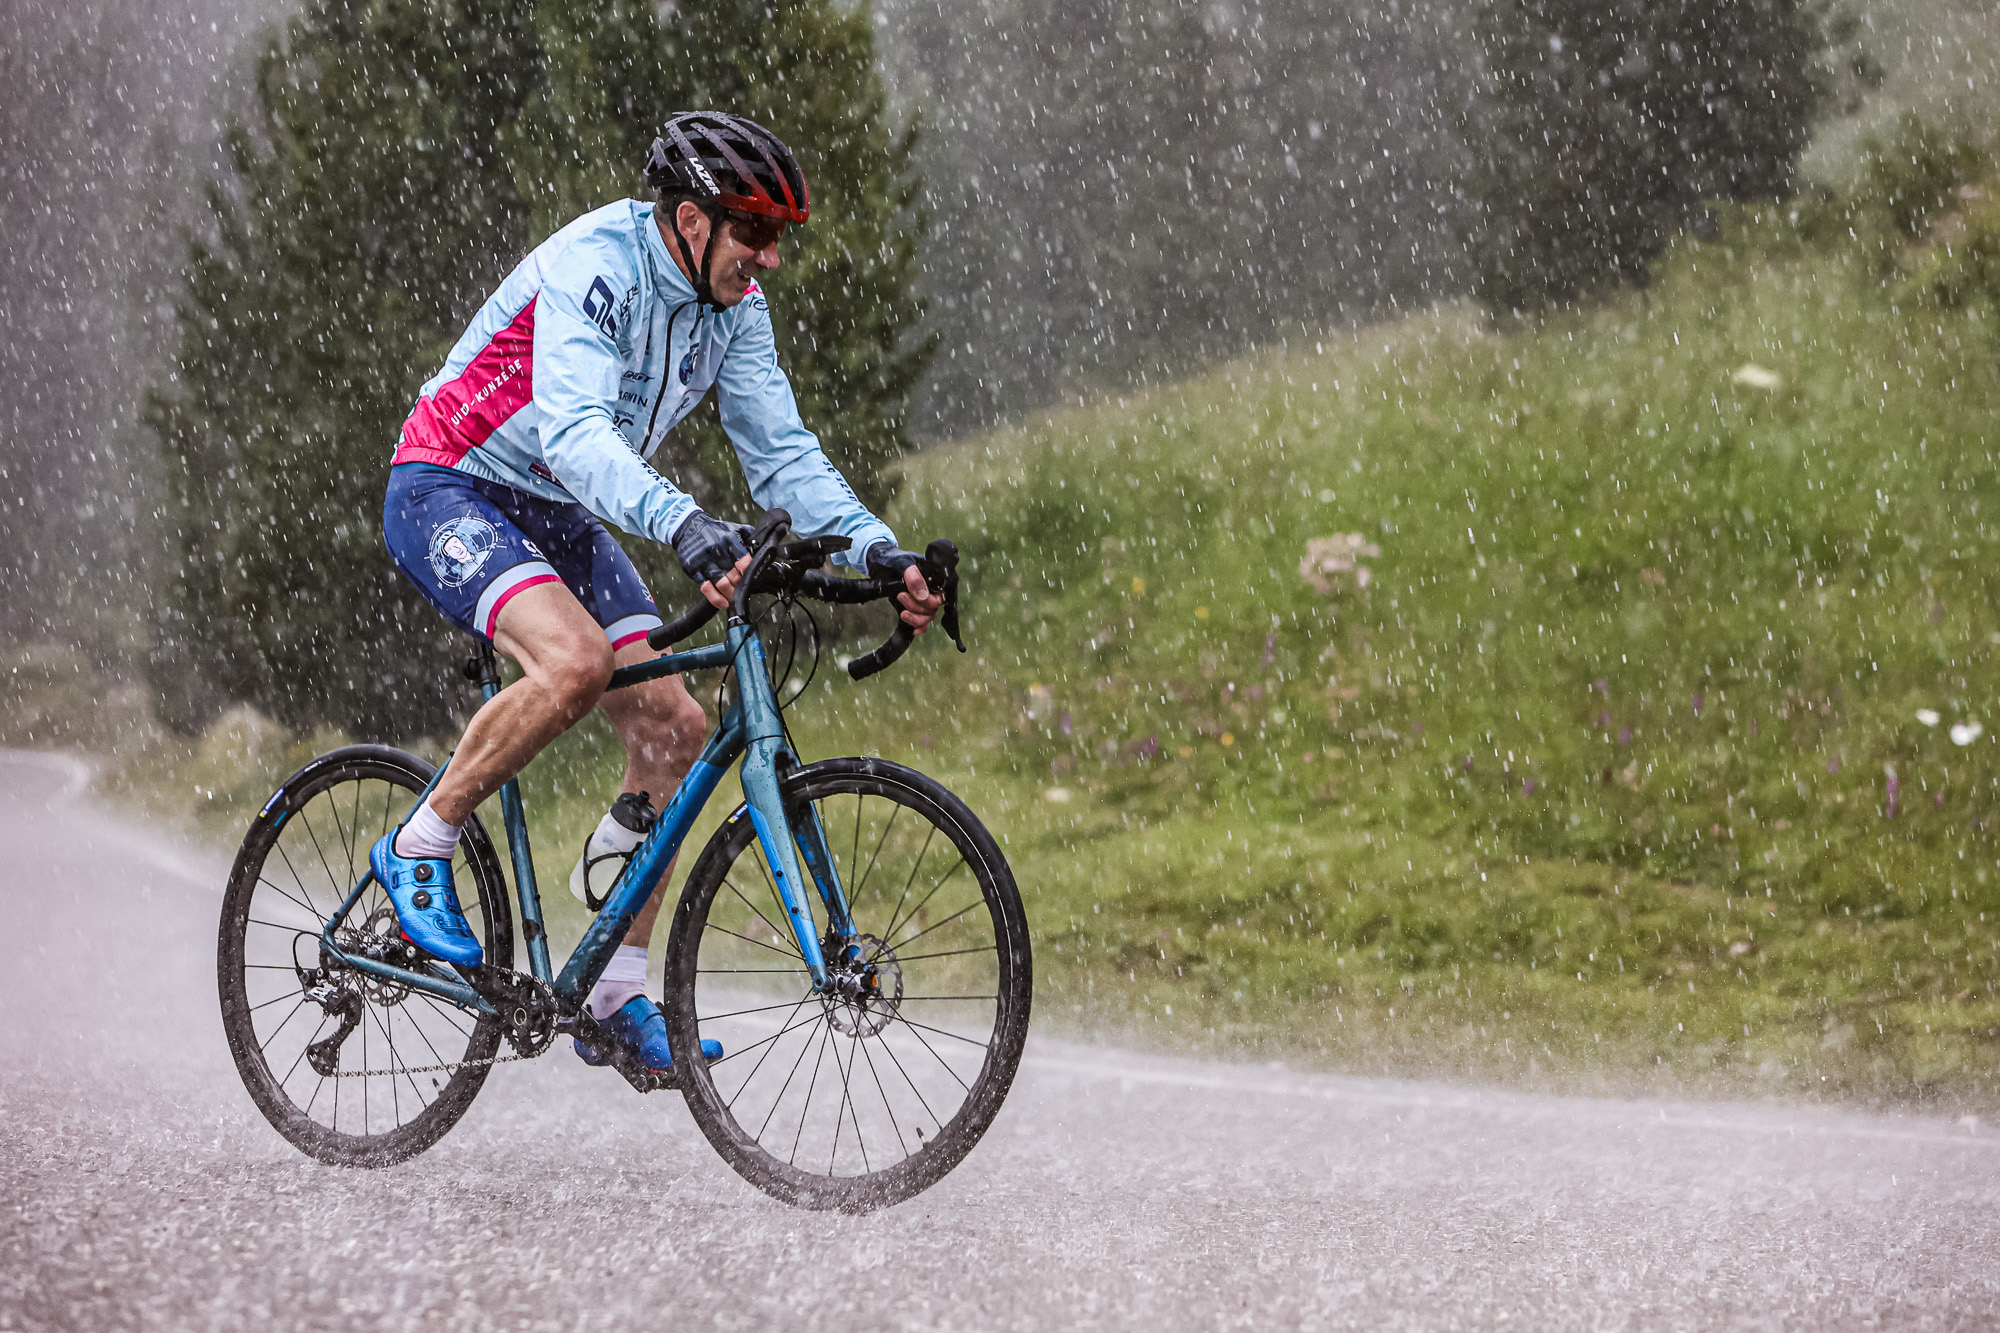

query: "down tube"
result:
(552, 721), (743, 1006)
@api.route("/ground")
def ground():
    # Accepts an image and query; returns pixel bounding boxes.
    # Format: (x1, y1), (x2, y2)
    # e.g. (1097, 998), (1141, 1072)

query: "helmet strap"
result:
(667, 202), (726, 311)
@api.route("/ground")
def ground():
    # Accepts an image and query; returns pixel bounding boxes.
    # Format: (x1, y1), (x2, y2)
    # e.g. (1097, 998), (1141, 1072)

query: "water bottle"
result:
(569, 791), (656, 911)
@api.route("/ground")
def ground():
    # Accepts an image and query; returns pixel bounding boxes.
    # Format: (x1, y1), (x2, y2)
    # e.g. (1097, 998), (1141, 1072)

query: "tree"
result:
(149, 0), (928, 736)
(1463, 0), (1842, 313)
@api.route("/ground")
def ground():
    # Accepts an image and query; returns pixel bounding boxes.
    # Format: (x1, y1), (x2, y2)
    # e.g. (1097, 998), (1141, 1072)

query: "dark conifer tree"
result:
(1464, 0), (1838, 312)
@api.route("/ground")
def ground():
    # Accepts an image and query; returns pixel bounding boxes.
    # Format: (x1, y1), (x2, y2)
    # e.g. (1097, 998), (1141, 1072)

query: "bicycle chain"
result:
(322, 1049), (533, 1079)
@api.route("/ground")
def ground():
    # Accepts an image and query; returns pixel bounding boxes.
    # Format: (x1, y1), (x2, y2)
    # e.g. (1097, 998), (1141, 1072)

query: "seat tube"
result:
(499, 776), (552, 983)
(473, 643), (552, 984)
(731, 623), (829, 989)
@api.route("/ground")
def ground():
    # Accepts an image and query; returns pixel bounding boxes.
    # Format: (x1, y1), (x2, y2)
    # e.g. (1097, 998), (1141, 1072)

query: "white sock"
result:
(394, 799), (462, 860)
(588, 945), (650, 1020)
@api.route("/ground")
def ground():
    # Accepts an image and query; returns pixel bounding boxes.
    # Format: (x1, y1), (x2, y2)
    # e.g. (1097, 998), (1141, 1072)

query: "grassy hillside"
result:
(680, 194), (2000, 1104)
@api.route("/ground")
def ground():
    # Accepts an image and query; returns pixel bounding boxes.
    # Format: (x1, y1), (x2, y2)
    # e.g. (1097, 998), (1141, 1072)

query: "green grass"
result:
(738, 201), (2000, 1105)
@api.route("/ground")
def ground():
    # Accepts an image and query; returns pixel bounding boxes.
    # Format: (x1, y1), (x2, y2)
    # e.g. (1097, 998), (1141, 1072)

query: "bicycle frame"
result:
(316, 617), (857, 1022)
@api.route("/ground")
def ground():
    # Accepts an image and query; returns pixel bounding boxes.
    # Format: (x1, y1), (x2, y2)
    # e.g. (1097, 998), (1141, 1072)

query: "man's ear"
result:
(675, 200), (709, 244)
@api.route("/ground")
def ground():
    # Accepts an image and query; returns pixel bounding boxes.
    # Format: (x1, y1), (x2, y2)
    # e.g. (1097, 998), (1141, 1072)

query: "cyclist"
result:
(373, 111), (941, 1078)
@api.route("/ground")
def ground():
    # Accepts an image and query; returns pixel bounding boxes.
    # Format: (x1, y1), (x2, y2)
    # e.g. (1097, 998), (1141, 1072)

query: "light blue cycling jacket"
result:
(395, 199), (894, 568)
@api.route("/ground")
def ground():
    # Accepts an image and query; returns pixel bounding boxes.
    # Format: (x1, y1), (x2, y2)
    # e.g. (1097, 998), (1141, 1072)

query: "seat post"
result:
(463, 640), (503, 702)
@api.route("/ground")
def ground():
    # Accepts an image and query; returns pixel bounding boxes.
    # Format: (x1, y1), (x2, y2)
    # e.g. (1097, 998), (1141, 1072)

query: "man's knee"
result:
(539, 638), (615, 717)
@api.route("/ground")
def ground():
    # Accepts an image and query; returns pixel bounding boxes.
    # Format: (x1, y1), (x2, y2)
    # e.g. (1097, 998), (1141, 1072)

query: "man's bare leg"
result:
(426, 582), (614, 826)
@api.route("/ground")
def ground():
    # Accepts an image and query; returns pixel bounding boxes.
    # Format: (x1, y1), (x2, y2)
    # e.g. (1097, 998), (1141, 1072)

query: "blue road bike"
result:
(217, 511), (1032, 1210)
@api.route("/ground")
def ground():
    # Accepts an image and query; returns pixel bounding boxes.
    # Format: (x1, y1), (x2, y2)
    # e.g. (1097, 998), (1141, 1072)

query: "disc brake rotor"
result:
(826, 933), (903, 1038)
(333, 906), (414, 1008)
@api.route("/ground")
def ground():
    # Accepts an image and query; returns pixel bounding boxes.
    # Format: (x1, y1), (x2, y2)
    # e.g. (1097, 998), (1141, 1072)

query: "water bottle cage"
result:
(580, 850), (634, 914)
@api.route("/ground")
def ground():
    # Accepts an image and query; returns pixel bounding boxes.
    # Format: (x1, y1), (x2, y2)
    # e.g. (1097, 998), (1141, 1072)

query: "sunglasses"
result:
(723, 211), (787, 251)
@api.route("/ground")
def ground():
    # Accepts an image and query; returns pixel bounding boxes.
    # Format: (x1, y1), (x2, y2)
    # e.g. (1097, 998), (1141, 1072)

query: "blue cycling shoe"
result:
(574, 996), (722, 1072)
(367, 832), (483, 968)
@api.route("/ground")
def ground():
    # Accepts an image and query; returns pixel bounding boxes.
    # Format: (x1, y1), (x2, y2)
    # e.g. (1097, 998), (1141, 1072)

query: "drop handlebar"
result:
(643, 510), (965, 681)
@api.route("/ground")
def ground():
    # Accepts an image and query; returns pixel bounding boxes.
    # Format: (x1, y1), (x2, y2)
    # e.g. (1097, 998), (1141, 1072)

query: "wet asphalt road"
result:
(3, 747), (1999, 1331)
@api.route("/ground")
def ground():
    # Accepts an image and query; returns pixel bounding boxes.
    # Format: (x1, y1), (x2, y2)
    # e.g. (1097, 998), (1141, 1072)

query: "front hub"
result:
(823, 932), (903, 1038)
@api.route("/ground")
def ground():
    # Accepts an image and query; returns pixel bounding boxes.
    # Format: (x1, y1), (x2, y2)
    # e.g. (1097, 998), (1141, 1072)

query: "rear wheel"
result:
(217, 745), (514, 1167)
(663, 758), (1032, 1211)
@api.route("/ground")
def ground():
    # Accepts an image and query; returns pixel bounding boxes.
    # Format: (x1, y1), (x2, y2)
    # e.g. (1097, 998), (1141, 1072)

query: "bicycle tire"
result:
(663, 757), (1032, 1211)
(217, 744), (515, 1167)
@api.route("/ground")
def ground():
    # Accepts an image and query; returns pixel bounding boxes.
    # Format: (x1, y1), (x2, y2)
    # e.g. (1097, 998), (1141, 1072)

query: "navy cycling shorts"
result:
(383, 463), (663, 648)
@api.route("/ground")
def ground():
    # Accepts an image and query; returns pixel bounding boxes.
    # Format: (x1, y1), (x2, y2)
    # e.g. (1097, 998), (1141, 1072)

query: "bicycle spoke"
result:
(849, 793), (861, 890)
(719, 996), (819, 1092)
(699, 997), (821, 1023)
(871, 1019), (945, 1128)
(874, 899), (983, 959)
(885, 944), (995, 965)
(248, 988), (303, 1015)
(348, 779), (365, 890)
(880, 854), (968, 946)
(721, 874), (801, 957)
(271, 844), (324, 919)
(830, 1027), (868, 1175)
(257, 871), (323, 924)
(246, 915), (315, 934)
(890, 1011), (993, 1053)
(789, 1023), (833, 1167)
(855, 1028), (912, 1158)
(754, 1010), (827, 1144)
(697, 967), (812, 975)
(851, 800), (900, 904)
(296, 806), (345, 906)
(257, 995), (310, 1050)
(878, 825), (936, 945)
(705, 921), (809, 962)
(887, 1013), (980, 1094)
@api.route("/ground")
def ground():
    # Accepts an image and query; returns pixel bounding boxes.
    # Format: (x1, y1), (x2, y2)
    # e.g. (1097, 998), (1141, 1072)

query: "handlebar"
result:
(643, 509), (965, 682)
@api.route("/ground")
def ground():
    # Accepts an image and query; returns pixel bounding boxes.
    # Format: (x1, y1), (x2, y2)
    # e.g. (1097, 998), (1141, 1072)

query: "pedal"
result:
(570, 1010), (676, 1093)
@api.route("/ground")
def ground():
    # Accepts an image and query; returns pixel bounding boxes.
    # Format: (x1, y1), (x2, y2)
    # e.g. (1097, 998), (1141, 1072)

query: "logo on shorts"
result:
(428, 516), (498, 588)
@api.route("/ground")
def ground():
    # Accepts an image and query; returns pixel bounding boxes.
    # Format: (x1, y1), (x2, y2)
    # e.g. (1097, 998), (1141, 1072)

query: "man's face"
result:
(667, 201), (784, 306)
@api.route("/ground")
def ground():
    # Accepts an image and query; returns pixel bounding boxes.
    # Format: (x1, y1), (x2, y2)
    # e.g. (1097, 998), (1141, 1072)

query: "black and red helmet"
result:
(645, 112), (810, 225)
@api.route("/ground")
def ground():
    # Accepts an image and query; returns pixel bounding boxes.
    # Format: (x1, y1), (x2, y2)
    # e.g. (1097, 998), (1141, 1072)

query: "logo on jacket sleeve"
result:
(582, 276), (619, 334)
(428, 516), (498, 588)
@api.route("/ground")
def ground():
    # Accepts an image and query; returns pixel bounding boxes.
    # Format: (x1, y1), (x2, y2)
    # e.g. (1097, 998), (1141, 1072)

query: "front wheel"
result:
(663, 758), (1032, 1210)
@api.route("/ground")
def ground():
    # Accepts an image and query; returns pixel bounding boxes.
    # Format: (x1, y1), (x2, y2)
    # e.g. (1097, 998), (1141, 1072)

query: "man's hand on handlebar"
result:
(866, 542), (944, 634)
(672, 510), (753, 610)
(699, 552), (754, 611)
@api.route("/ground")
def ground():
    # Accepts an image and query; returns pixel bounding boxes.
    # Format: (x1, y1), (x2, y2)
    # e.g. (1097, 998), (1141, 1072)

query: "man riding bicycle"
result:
(374, 111), (941, 1079)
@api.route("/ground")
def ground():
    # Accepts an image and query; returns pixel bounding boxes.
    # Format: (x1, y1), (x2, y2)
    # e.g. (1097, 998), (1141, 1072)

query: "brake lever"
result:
(923, 538), (966, 654)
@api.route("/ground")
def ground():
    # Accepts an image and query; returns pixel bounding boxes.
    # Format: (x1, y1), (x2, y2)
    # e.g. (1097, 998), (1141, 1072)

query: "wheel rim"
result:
(226, 764), (502, 1147)
(682, 778), (1017, 1185)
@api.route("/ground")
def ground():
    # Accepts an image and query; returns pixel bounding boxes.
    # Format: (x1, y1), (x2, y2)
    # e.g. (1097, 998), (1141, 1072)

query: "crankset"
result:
(468, 966), (560, 1058)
